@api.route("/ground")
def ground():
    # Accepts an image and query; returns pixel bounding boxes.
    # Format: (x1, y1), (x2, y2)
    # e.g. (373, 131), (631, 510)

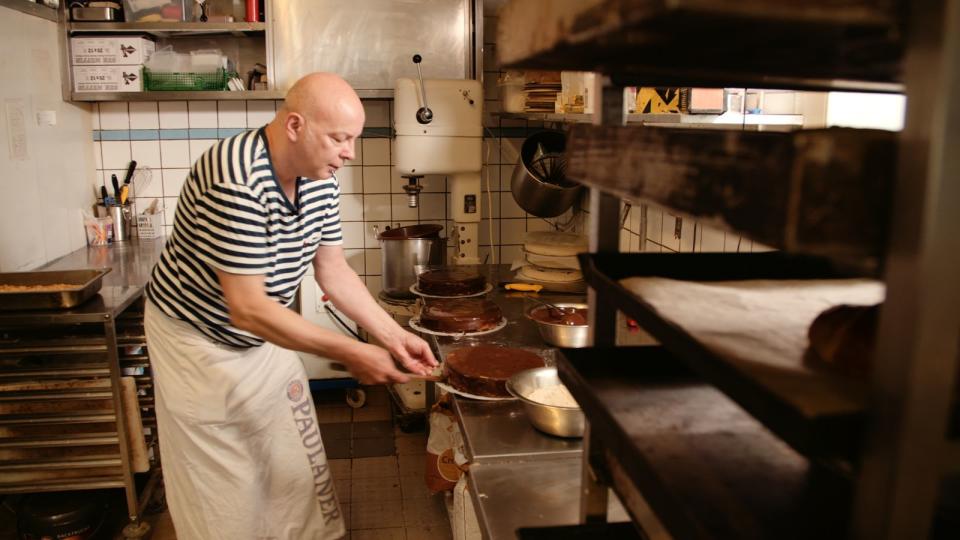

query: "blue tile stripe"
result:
(94, 125), (533, 142)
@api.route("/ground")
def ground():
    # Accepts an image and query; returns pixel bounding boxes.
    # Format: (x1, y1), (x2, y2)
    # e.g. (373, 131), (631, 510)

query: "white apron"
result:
(145, 300), (346, 540)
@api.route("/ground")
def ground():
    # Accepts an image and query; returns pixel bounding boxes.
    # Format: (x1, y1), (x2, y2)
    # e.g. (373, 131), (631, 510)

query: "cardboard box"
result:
(70, 37), (155, 65)
(73, 66), (143, 93)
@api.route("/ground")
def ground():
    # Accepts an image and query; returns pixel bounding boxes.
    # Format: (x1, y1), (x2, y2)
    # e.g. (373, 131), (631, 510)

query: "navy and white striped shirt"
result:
(146, 127), (343, 348)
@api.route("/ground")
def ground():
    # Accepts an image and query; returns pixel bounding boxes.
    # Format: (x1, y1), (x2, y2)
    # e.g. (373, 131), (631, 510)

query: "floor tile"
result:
(321, 421), (352, 440)
(361, 385), (392, 407)
(316, 405), (353, 423)
(349, 476), (402, 504)
(352, 456), (399, 479)
(402, 495), (449, 528)
(406, 524), (454, 540)
(350, 498), (404, 529)
(352, 436), (396, 458)
(395, 433), (427, 455)
(326, 437), (352, 459)
(314, 388), (348, 405)
(351, 527), (405, 540)
(341, 503), (351, 532)
(329, 458), (352, 481)
(353, 420), (393, 439)
(353, 404), (392, 422)
(399, 453), (426, 477)
(335, 477), (352, 504)
(400, 474), (435, 500)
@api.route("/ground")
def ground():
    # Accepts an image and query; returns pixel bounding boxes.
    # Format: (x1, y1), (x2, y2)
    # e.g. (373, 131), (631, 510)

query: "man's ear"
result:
(285, 112), (305, 142)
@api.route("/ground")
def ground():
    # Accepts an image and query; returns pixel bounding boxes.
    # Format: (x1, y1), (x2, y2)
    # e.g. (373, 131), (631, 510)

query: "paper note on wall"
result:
(4, 99), (28, 161)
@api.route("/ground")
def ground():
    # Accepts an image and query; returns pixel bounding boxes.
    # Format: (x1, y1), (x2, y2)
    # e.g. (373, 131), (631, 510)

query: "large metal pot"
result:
(511, 130), (582, 218)
(378, 224), (445, 298)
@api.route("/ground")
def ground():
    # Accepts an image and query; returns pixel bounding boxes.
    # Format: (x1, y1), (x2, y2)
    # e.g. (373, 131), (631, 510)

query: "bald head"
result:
(266, 72), (365, 182)
(282, 72), (363, 126)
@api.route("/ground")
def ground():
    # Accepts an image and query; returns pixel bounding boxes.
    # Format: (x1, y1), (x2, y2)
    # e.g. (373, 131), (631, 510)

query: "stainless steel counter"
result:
(0, 240), (165, 324)
(425, 265), (604, 539)
(469, 457), (631, 540)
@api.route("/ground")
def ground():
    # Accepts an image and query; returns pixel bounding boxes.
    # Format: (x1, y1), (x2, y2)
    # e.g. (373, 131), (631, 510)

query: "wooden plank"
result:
(559, 347), (852, 540)
(565, 126), (896, 266)
(497, 0), (903, 89)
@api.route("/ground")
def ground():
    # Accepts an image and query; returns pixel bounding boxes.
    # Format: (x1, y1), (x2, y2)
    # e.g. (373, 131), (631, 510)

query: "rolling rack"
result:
(0, 289), (161, 539)
(498, 0), (959, 538)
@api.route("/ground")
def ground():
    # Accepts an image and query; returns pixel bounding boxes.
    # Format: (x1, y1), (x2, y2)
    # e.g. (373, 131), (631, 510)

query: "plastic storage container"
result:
(143, 67), (234, 91)
(123, 0), (188, 22)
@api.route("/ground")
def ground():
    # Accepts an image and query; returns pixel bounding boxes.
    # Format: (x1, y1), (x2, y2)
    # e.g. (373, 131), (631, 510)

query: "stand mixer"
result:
(394, 55), (483, 264)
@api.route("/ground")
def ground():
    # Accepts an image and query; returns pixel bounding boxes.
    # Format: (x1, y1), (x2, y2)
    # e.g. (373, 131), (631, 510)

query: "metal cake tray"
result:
(0, 268), (112, 310)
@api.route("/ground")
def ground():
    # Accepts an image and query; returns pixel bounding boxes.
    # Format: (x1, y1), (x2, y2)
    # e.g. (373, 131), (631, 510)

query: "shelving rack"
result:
(0, 292), (161, 539)
(58, 3), (277, 102)
(498, 0), (959, 538)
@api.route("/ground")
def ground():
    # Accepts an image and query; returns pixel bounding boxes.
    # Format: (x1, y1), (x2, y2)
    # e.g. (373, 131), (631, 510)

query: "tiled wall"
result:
(90, 98), (573, 296)
(619, 203), (772, 254)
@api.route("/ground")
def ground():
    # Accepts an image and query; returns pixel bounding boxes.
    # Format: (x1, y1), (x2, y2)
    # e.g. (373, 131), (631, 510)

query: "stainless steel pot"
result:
(377, 225), (445, 298)
(511, 130), (582, 218)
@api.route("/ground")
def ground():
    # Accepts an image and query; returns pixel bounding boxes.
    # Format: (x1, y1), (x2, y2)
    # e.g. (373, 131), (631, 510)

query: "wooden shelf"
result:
(578, 252), (878, 461)
(565, 125), (896, 264)
(497, 0), (903, 92)
(558, 347), (852, 539)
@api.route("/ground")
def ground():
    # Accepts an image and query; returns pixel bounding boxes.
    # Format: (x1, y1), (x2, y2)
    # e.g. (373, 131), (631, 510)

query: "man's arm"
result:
(215, 269), (423, 384)
(312, 245), (438, 374)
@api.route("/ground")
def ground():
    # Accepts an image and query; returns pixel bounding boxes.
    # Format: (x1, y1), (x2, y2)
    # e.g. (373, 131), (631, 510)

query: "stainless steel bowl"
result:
(506, 367), (584, 438)
(525, 302), (589, 348)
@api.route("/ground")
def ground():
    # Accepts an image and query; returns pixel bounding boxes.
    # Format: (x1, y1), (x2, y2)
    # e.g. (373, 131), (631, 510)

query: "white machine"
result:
(394, 55), (483, 264)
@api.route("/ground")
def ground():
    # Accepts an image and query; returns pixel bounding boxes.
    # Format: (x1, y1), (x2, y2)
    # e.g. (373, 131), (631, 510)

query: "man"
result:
(144, 72), (437, 540)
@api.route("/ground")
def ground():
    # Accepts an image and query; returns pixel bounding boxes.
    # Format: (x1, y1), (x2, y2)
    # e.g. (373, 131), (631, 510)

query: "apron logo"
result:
(287, 380), (304, 402)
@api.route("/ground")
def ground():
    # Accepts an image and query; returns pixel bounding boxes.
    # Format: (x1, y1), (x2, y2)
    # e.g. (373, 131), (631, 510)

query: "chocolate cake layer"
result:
(419, 298), (502, 333)
(444, 345), (545, 397)
(418, 268), (487, 296)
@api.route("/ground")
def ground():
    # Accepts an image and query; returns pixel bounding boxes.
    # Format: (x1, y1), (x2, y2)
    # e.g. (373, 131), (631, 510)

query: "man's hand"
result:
(342, 341), (416, 384)
(378, 329), (438, 376)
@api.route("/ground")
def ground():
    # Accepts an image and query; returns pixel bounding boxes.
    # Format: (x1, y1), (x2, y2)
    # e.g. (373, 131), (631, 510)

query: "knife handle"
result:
(122, 160), (137, 185)
(111, 174), (121, 198)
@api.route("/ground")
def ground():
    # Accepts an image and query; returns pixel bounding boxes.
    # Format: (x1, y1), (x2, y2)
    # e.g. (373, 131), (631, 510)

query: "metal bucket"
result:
(377, 225), (445, 298)
(510, 130), (582, 218)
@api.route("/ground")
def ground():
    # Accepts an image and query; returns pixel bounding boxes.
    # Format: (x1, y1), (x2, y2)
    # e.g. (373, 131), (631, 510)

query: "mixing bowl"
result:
(506, 366), (584, 438)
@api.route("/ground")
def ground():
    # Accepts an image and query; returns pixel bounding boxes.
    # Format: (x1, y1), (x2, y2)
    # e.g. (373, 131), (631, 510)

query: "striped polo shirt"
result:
(146, 127), (343, 347)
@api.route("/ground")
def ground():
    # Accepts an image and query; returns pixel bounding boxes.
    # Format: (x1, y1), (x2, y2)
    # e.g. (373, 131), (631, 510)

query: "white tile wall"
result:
(87, 16), (590, 295)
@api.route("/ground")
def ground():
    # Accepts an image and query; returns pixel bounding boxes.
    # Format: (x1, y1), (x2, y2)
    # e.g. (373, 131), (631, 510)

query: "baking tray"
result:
(0, 269), (112, 311)
(578, 251), (871, 461)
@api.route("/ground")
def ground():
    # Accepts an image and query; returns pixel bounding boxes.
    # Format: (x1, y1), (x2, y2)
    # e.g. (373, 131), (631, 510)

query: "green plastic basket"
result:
(142, 68), (236, 91)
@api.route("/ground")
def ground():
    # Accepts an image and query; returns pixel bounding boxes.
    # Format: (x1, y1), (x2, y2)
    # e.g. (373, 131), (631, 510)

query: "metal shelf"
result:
(498, 111), (805, 129)
(67, 21), (267, 37)
(70, 90), (285, 101)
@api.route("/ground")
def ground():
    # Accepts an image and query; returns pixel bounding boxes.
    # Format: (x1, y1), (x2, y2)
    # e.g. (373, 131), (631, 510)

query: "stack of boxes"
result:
(71, 36), (155, 93)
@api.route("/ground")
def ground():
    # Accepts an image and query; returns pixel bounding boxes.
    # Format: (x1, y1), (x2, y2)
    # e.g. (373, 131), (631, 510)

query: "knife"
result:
(122, 160), (137, 185)
(100, 185), (109, 206)
(111, 174), (121, 200)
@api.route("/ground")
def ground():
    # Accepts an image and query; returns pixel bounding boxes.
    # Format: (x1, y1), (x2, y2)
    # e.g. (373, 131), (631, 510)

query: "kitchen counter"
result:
(0, 240), (165, 324)
(424, 265), (632, 538)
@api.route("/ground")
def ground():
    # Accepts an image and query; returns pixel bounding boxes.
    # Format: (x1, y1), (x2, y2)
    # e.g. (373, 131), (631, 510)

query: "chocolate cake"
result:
(417, 268), (487, 296)
(419, 298), (502, 333)
(444, 345), (545, 397)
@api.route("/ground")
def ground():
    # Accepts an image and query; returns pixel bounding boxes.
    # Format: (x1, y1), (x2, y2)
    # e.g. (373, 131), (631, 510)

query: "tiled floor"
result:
(145, 384), (451, 540)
